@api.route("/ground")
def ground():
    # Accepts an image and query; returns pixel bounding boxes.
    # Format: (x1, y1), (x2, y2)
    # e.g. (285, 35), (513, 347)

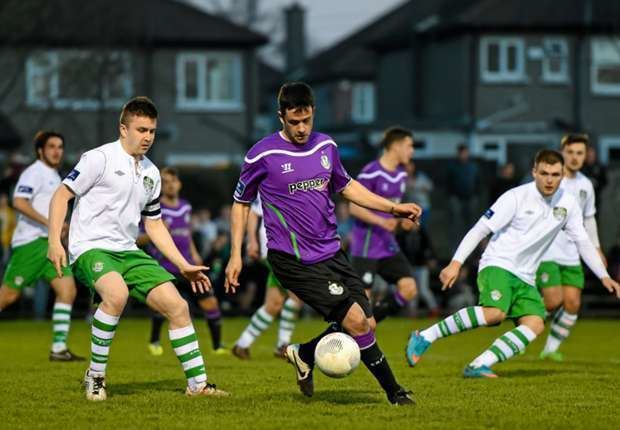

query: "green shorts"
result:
(536, 261), (584, 289)
(72, 249), (175, 304)
(3, 237), (72, 290)
(263, 259), (284, 291)
(477, 266), (546, 320)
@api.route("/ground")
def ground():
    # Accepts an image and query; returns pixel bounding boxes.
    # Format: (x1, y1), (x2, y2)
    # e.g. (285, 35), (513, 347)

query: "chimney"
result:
(284, 3), (306, 74)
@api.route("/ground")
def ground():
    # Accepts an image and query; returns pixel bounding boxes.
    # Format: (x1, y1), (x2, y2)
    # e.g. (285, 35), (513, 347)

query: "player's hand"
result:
(392, 203), (422, 223)
(400, 218), (416, 232)
(47, 241), (67, 278)
(439, 260), (462, 291)
(246, 239), (260, 260)
(380, 217), (399, 232)
(180, 264), (212, 294)
(224, 254), (242, 294)
(601, 277), (620, 299)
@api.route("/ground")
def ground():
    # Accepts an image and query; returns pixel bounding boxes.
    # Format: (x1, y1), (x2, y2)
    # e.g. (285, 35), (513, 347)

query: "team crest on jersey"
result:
(14, 276), (24, 286)
(541, 272), (550, 283)
(491, 289), (502, 301)
(93, 262), (104, 273)
(143, 176), (155, 194)
(362, 272), (374, 285)
(552, 206), (567, 221)
(328, 282), (344, 296)
(579, 189), (587, 202)
(320, 154), (331, 170)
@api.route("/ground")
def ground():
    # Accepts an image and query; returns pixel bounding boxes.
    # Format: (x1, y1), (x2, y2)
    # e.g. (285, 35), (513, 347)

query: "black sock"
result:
(298, 322), (340, 366)
(205, 309), (223, 350)
(373, 290), (408, 323)
(150, 314), (165, 343)
(360, 342), (400, 396)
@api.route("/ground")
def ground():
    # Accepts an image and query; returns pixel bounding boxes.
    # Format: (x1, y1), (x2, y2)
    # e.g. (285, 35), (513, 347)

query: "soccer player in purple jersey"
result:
(139, 167), (227, 356)
(225, 82), (421, 405)
(350, 127), (418, 322)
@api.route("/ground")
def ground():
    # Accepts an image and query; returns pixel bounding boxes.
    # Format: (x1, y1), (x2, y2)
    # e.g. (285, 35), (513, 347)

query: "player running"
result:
(406, 149), (619, 378)
(349, 126), (417, 322)
(225, 82), (420, 405)
(0, 131), (83, 361)
(140, 167), (227, 356)
(536, 134), (605, 361)
(48, 97), (228, 400)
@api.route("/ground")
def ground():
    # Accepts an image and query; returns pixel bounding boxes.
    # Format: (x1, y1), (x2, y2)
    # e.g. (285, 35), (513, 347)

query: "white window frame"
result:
(591, 37), (620, 96)
(351, 82), (375, 124)
(542, 37), (569, 83)
(480, 36), (526, 83)
(25, 50), (132, 110)
(176, 52), (244, 112)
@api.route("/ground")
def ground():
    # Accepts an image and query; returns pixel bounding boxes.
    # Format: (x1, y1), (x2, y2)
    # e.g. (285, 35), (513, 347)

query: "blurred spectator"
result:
(193, 208), (217, 258)
(0, 193), (16, 264)
(446, 145), (480, 249)
(489, 162), (519, 204)
(336, 201), (353, 251)
(215, 205), (232, 236)
(581, 146), (607, 218)
(0, 151), (28, 195)
(404, 161), (433, 226)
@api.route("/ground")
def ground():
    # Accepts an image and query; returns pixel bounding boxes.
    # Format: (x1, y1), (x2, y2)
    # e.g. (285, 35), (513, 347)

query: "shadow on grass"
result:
(498, 368), (573, 378)
(112, 379), (182, 395)
(263, 389), (383, 405)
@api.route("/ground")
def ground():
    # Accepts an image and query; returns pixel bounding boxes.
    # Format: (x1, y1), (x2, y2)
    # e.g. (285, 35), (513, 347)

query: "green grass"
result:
(2, 317), (620, 429)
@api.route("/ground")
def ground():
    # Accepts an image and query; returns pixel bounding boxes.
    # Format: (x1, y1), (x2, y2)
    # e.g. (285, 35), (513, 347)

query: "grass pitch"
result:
(2, 317), (620, 429)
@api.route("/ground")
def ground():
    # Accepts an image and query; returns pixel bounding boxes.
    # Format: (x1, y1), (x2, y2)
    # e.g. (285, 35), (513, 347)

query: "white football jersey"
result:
(250, 194), (268, 259)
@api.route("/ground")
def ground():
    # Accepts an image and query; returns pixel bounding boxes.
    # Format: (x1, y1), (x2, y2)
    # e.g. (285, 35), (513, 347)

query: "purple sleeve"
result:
(330, 147), (352, 193)
(234, 159), (265, 203)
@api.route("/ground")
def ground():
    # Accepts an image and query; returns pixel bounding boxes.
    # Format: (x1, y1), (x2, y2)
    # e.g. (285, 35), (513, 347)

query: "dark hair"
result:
(534, 149), (564, 166)
(457, 144), (468, 153)
(381, 126), (412, 150)
(120, 96), (158, 125)
(561, 133), (589, 148)
(33, 130), (64, 159)
(160, 166), (179, 178)
(277, 82), (315, 114)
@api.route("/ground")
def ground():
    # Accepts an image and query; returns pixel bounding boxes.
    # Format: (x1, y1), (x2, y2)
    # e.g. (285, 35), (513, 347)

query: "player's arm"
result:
(348, 202), (398, 232)
(225, 201), (251, 293)
(341, 179), (421, 222)
(584, 215), (606, 266)
(13, 197), (48, 227)
(47, 185), (75, 277)
(245, 207), (260, 260)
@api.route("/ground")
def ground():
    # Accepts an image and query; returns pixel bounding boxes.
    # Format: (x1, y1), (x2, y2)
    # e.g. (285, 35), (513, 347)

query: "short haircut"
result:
(120, 96), (158, 126)
(457, 144), (468, 153)
(160, 166), (179, 178)
(277, 82), (315, 114)
(33, 130), (64, 159)
(561, 133), (589, 149)
(381, 126), (412, 150)
(534, 149), (564, 167)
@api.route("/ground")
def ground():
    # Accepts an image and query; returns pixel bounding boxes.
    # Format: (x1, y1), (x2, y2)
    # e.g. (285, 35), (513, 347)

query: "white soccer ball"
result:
(314, 332), (361, 378)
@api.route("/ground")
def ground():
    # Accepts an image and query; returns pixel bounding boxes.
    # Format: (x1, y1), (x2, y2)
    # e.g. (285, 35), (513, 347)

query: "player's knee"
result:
(56, 283), (77, 303)
(166, 298), (190, 324)
(563, 297), (581, 314)
(0, 286), (20, 309)
(265, 296), (284, 316)
(367, 317), (377, 332)
(398, 278), (417, 300)
(483, 307), (506, 325)
(342, 307), (369, 336)
(527, 318), (546, 336)
(103, 290), (129, 312)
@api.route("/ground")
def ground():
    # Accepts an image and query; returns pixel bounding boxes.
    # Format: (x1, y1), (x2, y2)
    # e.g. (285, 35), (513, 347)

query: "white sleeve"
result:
(452, 219), (492, 263)
(13, 168), (38, 199)
(584, 216), (601, 248)
(564, 203), (609, 279)
(584, 180), (596, 218)
(62, 151), (106, 197)
(141, 171), (161, 220)
(479, 190), (517, 233)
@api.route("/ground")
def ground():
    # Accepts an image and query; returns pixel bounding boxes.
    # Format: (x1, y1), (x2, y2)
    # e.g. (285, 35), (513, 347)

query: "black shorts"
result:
(351, 252), (412, 289)
(267, 249), (372, 323)
(174, 275), (214, 301)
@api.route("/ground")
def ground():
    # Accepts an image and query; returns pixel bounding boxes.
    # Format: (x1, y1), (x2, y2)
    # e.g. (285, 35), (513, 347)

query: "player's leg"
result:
(0, 239), (43, 311)
(373, 253), (417, 322)
(197, 293), (227, 353)
(413, 266), (440, 316)
(48, 273), (84, 360)
(276, 291), (302, 356)
(0, 285), (21, 311)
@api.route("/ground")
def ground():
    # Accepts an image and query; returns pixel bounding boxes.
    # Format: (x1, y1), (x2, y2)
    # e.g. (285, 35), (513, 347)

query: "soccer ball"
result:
(314, 332), (361, 378)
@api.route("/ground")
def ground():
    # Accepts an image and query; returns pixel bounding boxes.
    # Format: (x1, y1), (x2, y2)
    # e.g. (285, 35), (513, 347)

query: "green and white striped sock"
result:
(470, 325), (537, 368)
(169, 325), (207, 391)
(277, 298), (301, 348)
(420, 306), (487, 343)
(543, 309), (577, 353)
(236, 306), (274, 348)
(90, 308), (120, 376)
(51, 302), (72, 353)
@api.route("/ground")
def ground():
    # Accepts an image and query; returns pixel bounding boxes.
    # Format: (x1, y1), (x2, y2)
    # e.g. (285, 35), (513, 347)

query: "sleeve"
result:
(234, 159), (265, 203)
(13, 169), (38, 199)
(584, 216), (601, 248)
(330, 146), (352, 194)
(479, 190), (517, 233)
(141, 171), (161, 220)
(584, 181), (596, 218)
(452, 219), (492, 263)
(62, 151), (106, 197)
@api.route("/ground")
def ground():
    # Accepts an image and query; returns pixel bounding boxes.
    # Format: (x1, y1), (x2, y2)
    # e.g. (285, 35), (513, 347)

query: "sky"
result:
(185, 0), (407, 67)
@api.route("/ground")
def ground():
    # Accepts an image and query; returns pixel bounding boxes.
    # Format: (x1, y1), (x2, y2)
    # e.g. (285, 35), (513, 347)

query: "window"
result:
(176, 52), (243, 111)
(25, 50), (132, 109)
(542, 38), (569, 83)
(480, 37), (526, 83)
(351, 82), (375, 124)
(591, 37), (620, 95)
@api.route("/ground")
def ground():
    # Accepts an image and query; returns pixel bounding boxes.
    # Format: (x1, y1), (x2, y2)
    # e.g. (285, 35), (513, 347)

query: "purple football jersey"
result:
(350, 160), (407, 259)
(146, 199), (194, 274)
(234, 131), (352, 264)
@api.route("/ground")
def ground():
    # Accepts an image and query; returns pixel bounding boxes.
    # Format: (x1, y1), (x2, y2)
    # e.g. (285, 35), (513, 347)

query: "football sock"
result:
(470, 325), (537, 368)
(89, 308), (120, 376)
(298, 322), (340, 366)
(420, 306), (487, 343)
(169, 324), (207, 391)
(205, 308), (223, 350)
(236, 306), (274, 348)
(373, 290), (409, 323)
(355, 331), (400, 395)
(277, 298), (300, 347)
(543, 309), (578, 354)
(150, 313), (165, 344)
(51, 302), (72, 353)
